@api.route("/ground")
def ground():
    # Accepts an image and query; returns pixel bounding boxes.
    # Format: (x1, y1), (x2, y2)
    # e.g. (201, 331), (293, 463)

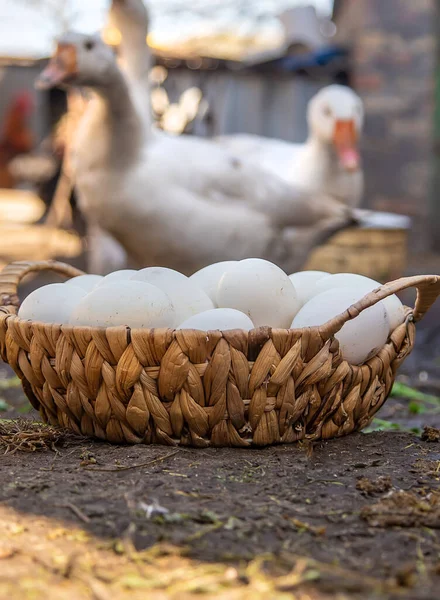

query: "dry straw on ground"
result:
(0, 419), (76, 454)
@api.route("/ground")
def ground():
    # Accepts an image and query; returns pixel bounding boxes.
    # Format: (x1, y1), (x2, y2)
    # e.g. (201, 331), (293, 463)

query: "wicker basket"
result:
(1, 261), (439, 447)
(305, 225), (408, 282)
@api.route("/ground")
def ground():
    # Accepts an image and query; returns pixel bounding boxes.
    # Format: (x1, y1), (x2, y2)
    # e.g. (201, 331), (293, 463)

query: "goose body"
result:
(216, 131), (363, 207)
(108, 2), (364, 209)
(217, 85), (365, 208)
(37, 32), (355, 275)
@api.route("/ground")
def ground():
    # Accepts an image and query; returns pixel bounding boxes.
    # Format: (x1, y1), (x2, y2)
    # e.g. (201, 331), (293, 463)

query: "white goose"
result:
(108, 0), (152, 128)
(89, 0), (152, 274)
(69, 0), (151, 275)
(57, 0), (153, 275)
(108, 1), (364, 209)
(218, 85), (364, 208)
(36, 33), (356, 275)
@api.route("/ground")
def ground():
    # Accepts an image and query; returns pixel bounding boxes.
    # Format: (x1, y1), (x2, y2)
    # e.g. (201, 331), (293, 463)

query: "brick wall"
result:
(335, 0), (437, 252)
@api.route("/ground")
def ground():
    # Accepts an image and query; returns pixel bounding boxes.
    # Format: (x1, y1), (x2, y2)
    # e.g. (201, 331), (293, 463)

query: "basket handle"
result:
(0, 260), (85, 311)
(319, 274), (440, 339)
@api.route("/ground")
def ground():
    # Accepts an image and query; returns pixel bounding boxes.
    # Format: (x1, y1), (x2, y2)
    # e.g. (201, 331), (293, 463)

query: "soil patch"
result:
(1, 419), (440, 599)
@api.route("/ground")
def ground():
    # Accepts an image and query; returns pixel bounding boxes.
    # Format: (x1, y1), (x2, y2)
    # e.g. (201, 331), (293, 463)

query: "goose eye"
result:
(84, 40), (95, 51)
(323, 105), (332, 117)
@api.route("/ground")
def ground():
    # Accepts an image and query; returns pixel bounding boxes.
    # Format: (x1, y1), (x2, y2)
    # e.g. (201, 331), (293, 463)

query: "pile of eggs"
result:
(18, 259), (406, 365)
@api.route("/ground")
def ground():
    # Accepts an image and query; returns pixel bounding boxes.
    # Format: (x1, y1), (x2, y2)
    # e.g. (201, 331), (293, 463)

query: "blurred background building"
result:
(334, 0), (437, 253)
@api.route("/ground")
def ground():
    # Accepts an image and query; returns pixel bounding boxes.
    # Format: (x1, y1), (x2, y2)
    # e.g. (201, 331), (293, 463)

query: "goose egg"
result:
(131, 267), (214, 323)
(177, 308), (254, 331)
(189, 261), (238, 305)
(95, 269), (138, 287)
(312, 273), (405, 332)
(292, 287), (389, 365)
(217, 258), (300, 328)
(65, 274), (103, 291)
(288, 270), (329, 306)
(131, 266), (188, 287)
(69, 281), (175, 328)
(18, 283), (87, 324)
(313, 273), (383, 296)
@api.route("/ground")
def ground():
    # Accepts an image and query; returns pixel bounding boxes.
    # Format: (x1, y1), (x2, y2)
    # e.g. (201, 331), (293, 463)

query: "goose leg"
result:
(87, 223), (128, 275)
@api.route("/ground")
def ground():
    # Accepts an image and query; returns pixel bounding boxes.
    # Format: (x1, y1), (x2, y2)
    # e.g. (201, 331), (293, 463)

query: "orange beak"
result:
(36, 43), (78, 90)
(333, 120), (360, 172)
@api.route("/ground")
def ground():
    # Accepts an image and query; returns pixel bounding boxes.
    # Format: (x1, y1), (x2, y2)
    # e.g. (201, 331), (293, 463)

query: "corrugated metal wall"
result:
(162, 69), (325, 142)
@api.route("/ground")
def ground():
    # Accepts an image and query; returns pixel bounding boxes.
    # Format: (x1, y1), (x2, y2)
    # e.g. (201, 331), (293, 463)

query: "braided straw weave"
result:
(1, 261), (439, 447)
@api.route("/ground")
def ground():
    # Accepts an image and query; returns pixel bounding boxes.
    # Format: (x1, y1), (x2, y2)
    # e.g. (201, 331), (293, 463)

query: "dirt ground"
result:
(1, 367), (440, 600)
(1, 255), (440, 599)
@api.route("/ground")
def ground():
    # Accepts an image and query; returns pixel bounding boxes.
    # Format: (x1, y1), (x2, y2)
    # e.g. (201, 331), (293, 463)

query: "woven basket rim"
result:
(2, 309), (414, 336)
(0, 305), (415, 378)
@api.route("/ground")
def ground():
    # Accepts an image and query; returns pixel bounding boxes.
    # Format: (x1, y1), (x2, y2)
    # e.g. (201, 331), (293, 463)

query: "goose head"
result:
(36, 32), (117, 90)
(307, 84), (364, 172)
(110, 0), (150, 36)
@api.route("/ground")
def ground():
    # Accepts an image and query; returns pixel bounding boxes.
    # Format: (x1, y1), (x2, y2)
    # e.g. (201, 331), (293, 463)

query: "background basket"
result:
(305, 224), (408, 282)
(1, 261), (439, 447)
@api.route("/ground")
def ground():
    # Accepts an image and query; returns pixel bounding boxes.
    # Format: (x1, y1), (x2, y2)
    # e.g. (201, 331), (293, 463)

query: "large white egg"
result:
(288, 270), (329, 307)
(95, 269), (138, 287)
(69, 281), (175, 328)
(65, 274), (103, 292)
(292, 287), (389, 365)
(177, 308), (254, 331)
(18, 283), (87, 324)
(312, 273), (405, 332)
(189, 261), (238, 306)
(131, 267), (188, 287)
(217, 259), (300, 328)
(131, 267), (214, 323)
(313, 273), (382, 297)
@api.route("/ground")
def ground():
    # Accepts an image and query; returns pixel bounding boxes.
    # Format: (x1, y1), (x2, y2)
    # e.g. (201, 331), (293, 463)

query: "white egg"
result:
(189, 261), (238, 306)
(177, 308), (254, 331)
(217, 258), (300, 328)
(65, 274), (103, 292)
(292, 287), (389, 365)
(95, 269), (138, 287)
(131, 266), (188, 287)
(18, 283), (87, 324)
(131, 267), (214, 323)
(288, 270), (329, 306)
(312, 273), (405, 332)
(313, 273), (382, 297)
(69, 281), (175, 328)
